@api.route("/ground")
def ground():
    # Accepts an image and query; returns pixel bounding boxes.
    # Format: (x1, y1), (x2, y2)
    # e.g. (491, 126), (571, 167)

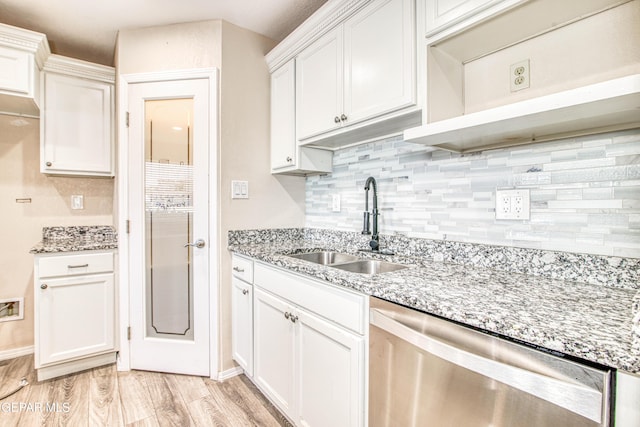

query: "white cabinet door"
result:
(231, 277), (254, 376)
(271, 60), (297, 171)
(425, 0), (502, 36)
(254, 287), (296, 419)
(296, 27), (343, 140)
(37, 273), (115, 366)
(296, 308), (365, 427)
(41, 72), (113, 176)
(344, 0), (415, 124)
(0, 46), (32, 95)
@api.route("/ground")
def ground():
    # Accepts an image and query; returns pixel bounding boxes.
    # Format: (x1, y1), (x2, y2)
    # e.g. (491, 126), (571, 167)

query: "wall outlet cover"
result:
(495, 188), (530, 220)
(332, 194), (341, 212)
(71, 195), (84, 210)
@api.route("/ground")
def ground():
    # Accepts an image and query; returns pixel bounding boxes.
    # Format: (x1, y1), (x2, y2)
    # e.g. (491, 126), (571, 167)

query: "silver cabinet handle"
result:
(286, 156), (293, 163)
(233, 266), (245, 273)
(340, 113), (347, 122)
(284, 312), (298, 323)
(184, 239), (205, 248)
(40, 284), (48, 289)
(334, 116), (341, 123)
(45, 161), (52, 167)
(242, 289), (249, 295)
(67, 264), (89, 269)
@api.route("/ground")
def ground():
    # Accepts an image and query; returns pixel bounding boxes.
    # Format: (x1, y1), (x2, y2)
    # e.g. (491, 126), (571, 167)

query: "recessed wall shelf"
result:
(404, 74), (640, 153)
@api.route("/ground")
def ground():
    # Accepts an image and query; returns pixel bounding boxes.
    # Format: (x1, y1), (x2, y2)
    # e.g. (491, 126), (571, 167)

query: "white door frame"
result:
(117, 68), (220, 379)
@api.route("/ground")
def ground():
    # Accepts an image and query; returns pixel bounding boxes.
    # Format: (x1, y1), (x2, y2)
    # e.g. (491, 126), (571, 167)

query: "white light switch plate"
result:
(231, 180), (249, 199)
(496, 189), (530, 220)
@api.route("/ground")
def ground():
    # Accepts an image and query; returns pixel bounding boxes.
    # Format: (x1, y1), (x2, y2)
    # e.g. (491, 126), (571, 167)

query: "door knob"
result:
(184, 239), (206, 248)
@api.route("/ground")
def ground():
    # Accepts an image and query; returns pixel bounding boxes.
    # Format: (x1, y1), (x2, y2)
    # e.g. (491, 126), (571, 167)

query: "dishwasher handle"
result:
(370, 308), (606, 424)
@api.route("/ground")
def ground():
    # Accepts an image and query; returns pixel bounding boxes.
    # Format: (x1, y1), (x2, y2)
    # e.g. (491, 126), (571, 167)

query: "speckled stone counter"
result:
(228, 228), (640, 373)
(30, 226), (118, 254)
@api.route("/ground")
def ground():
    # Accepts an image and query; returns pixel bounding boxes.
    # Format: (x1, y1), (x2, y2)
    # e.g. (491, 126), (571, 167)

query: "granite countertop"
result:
(30, 226), (118, 254)
(229, 237), (640, 374)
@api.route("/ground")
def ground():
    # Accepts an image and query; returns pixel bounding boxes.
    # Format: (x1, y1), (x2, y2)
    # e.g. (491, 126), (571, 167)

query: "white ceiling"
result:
(0, 0), (328, 66)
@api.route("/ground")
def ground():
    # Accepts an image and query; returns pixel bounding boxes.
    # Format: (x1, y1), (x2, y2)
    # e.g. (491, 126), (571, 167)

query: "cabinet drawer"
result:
(232, 255), (254, 283)
(37, 252), (114, 278)
(254, 262), (367, 335)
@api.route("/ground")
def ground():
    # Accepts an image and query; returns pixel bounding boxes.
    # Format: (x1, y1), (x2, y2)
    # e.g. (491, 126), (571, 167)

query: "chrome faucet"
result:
(362, 176), (380, 251)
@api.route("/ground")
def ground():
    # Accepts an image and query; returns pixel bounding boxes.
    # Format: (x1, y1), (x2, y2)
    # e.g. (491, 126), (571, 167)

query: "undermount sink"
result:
(288, 251), (361, 265)
(330, 259), (408, 275)
(287, 251), (408, 275)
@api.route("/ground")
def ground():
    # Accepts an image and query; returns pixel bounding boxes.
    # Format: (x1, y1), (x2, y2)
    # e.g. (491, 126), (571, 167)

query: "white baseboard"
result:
(0, 345), (34, 361)
(215, 366), (243, 381)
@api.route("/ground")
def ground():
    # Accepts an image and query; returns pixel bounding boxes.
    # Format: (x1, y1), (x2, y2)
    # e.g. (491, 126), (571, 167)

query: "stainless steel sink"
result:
(330, 259), (408, 275)
(288, 251), (361, 265)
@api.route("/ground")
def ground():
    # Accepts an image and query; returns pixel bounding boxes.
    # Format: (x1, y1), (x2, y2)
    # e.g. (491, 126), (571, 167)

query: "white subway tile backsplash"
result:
(305, 129), (640, 258)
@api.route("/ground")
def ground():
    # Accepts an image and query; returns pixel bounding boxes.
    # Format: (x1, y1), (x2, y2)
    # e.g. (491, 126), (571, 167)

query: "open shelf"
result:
(404, 74), (640, 152)
(407, 0), (640, 152)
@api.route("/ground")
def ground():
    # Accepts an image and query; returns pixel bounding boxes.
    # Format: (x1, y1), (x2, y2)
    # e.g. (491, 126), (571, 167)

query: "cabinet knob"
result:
(40, 284), (48, 289)
(290, 314), (298, 323)
(340, 114), (347, 122)
(242, 289), (249, 295)
(286, 156), (292, 163)
(334, 116), (341, 123)
(46, 162), (52, 167)
(284, 312), (290, 320)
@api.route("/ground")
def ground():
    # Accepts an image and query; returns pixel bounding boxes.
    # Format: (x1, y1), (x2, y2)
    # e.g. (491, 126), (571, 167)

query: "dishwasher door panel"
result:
(368, 297), (611, 427)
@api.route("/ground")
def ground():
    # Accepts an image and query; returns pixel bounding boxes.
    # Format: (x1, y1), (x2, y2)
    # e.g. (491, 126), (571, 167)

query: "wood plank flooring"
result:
(0, 355), (292, 427)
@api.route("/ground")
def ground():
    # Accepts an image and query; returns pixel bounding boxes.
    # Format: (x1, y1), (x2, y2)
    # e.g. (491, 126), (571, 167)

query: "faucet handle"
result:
(369, 239), (379, 250)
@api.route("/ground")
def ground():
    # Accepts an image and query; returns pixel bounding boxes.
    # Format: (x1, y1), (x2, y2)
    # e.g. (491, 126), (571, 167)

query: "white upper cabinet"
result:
(296, 0), (417, 146)
(267, 0), (420, 152)
(424, 0), (509, 37)
(40, 55), (115, 177)
(295, 27), (343, 140)
(0, 24), (50, 117)
(271, 59), (333, 175)
(344, 0), (415, 123)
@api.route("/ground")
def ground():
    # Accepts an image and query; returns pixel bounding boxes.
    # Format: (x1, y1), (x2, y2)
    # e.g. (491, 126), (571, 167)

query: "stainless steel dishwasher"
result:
(369, 297), (613, 427)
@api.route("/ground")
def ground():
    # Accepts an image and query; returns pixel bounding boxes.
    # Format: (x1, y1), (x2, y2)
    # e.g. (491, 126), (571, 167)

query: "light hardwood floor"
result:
(0, 355), (292, 427)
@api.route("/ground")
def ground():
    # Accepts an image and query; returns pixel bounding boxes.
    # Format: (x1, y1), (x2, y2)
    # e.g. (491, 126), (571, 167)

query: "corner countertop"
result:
(30, 226), (118, 254)
(229, 239), (640, 374)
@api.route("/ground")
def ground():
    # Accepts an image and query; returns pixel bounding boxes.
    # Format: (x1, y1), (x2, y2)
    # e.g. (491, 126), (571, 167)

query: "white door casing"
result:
(118, 69), (219, 378)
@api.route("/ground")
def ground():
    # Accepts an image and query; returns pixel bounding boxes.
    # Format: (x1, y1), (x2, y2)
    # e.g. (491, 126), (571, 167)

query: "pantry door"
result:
(127, 76), (214, 376)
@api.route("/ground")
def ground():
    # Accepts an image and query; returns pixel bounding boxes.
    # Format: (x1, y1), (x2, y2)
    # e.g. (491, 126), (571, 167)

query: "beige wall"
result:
(218, 21), (306, 370)
(116, 20), (305, 373)
(0, 115), (114, 353)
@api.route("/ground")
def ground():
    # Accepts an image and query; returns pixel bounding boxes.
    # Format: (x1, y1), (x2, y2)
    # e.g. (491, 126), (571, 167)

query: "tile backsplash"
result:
(305, 129), (640, 258)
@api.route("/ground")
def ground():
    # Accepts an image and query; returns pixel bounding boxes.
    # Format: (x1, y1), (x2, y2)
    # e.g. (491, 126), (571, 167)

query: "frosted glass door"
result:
(144, 99), (194, 339)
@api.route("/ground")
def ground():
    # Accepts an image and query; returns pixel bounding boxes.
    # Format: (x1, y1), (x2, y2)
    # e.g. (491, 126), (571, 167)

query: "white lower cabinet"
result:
(296, 306), (364, 427)
(231, 255), (254, 375)
(254, 288), (296, 416)
(34, 251), (116, 381)
(251, 262), (367, 427)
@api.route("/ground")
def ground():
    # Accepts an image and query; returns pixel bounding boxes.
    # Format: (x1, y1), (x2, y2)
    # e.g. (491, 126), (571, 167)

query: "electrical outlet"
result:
(71, 195), (84, 210)
(495, 189), (530, 220)
(332, 194), (341, 212)
(510, 59), (530, 92)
